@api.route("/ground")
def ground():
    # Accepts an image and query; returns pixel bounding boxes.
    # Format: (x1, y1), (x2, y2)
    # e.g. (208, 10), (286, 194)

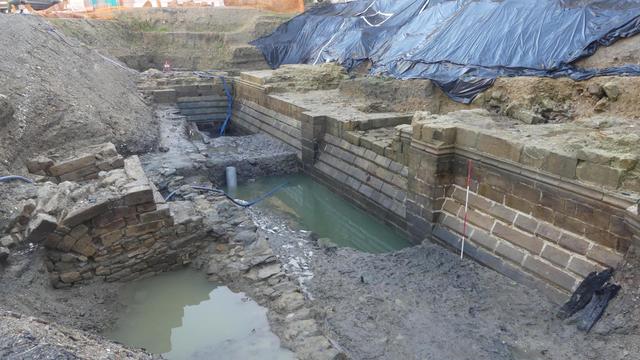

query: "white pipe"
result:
(226, 166), (237, 189)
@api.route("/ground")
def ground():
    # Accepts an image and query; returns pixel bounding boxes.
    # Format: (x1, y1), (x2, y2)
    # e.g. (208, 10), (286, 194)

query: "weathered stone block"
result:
(520, 146), (550, 169)
(466, 209), (494, 231)
(514, 214), (539, 234)
(542, 152), (577, 179)
(495, 241), (526, 264)
(576, 163), (622, 189)
(59, 271), (82, 283)
(469, 227), (498, 251)
(48, 154), (96, 177)
(59, 165), (100, 182)
(487, 204), (517, 224)
(26, 156), (54, 174)
(126, 220), (164, 237)
(540, 244), (571, 268)
(63, 200), (111, 228)
(567, 256), (603, 277)
(124, 185), (154, 206)
(71, 236), (97, 257)
(558, 232), (590, 255)
(24, 213), (58, 243)
(100, 230), (123, 247)
(587, 244), (624, 268)
(492, 222), (543, 254)
(476, 133), (522, 162)
(522, 256), (577, 291)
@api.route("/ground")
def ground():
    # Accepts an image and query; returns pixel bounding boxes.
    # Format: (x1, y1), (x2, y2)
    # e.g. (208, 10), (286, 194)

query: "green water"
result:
(106, 270), (294, 360)
(232, 174), (412, 254)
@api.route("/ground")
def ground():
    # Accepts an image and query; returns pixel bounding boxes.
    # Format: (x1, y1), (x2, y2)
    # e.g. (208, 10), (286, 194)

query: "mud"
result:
(244, 198), (640, 360)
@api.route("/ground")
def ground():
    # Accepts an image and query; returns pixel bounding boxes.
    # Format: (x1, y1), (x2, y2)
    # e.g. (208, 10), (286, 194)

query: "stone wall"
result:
(408, 112), (635, 300)
(11, 144), (230, 288)
(231, 73), (638, 302)
(38, 156), (211, 288)
(232, 99), (303, 158)
(310, 133), (408, 231)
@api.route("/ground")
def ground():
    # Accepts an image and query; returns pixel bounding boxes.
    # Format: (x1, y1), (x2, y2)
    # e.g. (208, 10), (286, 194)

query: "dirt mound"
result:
(0, 15), (155, 173)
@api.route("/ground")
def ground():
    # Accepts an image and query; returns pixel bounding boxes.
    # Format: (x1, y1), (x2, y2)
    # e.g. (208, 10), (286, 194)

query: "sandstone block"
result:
(587, 244), (624, 268)
(476, 133), (522, 162)
(558, 232), (590, 255)
(469, 228), (498, 251)
(59, 164), (100, 182)
(48, 154), (96, 177)
(59, 271), (82, 283)
(576, 162), (622, 189)
(567, 256), (602, 277)
(71, 236), (97, 257)
(541, 244), (571, 267)
(26, 156), (54, 174)
(63, 200), (111, 228)
(495, 241), (526, 264)
(126, 220), (164, 237)
(603, 82), (620, 101)
(24, 213), (58, 243)
(124, 185), (154, 206)
(492, 222), (543, 254)
(542, 152), (577, 179)
(100, 230), (123, 247)
(523, 256), (578, 291)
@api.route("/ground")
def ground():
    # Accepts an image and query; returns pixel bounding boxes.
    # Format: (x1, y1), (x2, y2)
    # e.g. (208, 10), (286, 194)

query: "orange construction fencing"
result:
(224, 0), (303, 13)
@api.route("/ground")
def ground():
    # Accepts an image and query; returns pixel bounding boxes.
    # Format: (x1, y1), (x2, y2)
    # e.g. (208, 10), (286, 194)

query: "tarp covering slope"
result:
(251, 0), (640, 102)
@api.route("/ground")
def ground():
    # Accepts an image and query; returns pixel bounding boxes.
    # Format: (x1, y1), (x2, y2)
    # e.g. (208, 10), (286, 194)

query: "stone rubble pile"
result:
(25, 143), (124, 182)
(2, 143), (216, 287)
(206, 234), (345, 360)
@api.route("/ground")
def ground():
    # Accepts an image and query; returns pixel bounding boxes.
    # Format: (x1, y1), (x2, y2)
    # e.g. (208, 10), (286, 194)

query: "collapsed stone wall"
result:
(7, 144), (219, 288)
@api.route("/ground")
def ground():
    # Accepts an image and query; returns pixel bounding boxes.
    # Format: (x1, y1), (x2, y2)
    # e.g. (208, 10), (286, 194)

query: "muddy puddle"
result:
(105, 270), (294, 360)
(231, 174), (412, 253)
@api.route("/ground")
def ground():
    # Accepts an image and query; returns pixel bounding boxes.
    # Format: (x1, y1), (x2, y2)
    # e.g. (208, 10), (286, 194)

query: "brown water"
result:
(105, 270), (294, 360)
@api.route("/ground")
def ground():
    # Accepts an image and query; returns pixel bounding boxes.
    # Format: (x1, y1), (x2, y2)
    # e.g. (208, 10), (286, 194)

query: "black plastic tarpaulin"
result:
(251, 0), (640, 103)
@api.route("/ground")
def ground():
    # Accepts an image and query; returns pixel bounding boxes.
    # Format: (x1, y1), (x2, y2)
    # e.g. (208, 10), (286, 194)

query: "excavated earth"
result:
(1, 8), (640, 360)
(0, 16), (156, 174)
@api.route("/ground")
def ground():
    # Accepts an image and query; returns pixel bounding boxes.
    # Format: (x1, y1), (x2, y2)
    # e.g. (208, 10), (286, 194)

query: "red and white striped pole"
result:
(461, 159), (473, 260)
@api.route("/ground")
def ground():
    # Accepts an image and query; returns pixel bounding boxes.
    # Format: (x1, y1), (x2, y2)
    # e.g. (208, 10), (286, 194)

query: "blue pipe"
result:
(192, 71), (233, 136)
(0, 176), (34, 184)
(164, 189), (179, 202)
(218, 76), (233, 136)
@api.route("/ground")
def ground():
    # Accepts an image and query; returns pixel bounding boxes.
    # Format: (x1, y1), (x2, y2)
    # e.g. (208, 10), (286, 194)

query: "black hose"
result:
(190, 182), (289, 208)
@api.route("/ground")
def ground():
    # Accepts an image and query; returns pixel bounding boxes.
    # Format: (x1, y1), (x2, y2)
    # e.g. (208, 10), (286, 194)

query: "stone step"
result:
(177, 95), (228, 103)
(184, 113), (228, 123)
(180, 107), (229, 116)
(177, 100), (229, 109)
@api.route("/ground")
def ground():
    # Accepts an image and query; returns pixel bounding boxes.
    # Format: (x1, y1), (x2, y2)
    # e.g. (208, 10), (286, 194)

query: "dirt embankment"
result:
(0, 15), (156, 173)
(49, 8), (290, 72)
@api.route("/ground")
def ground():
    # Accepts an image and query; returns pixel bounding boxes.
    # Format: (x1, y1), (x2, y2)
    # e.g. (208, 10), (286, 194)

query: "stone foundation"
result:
(230, 72), (639, 302)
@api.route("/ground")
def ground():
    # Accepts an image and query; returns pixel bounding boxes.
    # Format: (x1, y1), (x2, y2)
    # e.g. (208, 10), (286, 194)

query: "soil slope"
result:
(0, 15), (156, 173)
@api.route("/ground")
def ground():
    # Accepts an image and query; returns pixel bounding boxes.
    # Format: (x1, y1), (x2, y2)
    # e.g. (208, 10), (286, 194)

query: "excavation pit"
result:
(106, 269), (294, 360)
